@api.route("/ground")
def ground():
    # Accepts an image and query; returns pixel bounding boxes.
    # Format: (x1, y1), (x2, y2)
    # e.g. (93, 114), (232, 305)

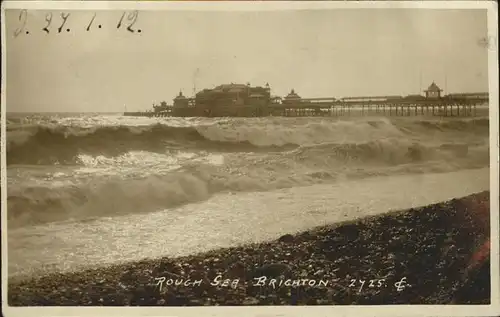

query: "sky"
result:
(4, 8), (490, 112)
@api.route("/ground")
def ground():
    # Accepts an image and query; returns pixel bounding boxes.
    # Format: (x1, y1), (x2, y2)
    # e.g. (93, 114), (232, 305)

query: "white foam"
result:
(8, 168), (489, 278)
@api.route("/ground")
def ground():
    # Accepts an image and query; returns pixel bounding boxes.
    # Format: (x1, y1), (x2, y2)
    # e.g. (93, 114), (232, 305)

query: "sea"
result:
(5, 111), (490, 278)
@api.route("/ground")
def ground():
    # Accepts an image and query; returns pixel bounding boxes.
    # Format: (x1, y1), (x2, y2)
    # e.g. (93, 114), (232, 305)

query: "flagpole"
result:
(444, 64), (448, 95)
(419, 68), (422, 95)
(193, 68), (200, 96)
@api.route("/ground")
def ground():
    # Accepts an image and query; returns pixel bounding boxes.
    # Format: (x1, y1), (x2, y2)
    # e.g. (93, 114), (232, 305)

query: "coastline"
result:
(8, 191), (490, 306)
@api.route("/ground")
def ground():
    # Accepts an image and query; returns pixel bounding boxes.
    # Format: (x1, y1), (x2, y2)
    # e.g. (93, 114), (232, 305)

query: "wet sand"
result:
(8, 191), (490, 306)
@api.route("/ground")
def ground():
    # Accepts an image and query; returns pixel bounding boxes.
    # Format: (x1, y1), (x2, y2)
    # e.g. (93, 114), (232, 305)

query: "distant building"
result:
(172, 83), (271, 117)
(424, 82), (442, 99)
(283, 89), (302, 104)
(153, 101), (171, 112)
(173, 91), (189, 108)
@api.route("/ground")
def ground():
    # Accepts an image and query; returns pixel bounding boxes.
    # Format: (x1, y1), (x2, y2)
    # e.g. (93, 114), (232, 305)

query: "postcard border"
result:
(1, 1), (499, 317)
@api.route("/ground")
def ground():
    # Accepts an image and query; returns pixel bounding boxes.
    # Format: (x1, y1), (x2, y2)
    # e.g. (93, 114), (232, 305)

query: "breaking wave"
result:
(5, 116), (490, 227)
(292, 138), (489, 166)
(5, 163), (338, 227)
(8, 168), (213, 226)
(6, 117), (489, 165)
(7, 140), (488, 228)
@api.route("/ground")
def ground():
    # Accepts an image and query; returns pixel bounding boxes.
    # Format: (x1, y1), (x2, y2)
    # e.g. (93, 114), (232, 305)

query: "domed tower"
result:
(173, 90), (188, 107)
(283, 89), (302, 104)
(264, 83), (271, 97)
(424, 82), (442, 99)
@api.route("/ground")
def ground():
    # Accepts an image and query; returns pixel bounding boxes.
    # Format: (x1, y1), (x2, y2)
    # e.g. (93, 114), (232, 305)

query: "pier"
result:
(271, 97), (486, 117)
(125, 97), (487, 118)
(123, 82), (489, 118)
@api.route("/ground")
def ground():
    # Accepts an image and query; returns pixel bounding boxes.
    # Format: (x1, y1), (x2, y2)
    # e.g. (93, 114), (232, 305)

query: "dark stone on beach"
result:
(335, 223), (361, 242)
(227, 261), (247, 278)
(298, 230), (315, 240)
(252, 263), (291, 278)
(278, 234), (295, 243)
(153, 261), (184, 278)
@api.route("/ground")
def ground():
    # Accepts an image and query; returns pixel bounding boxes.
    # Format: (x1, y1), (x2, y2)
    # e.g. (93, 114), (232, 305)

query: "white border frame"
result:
(1, 1), (499, 317)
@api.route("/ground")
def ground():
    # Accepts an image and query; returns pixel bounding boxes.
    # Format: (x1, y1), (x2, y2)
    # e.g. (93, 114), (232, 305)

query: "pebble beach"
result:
(8, 191), (491, 306)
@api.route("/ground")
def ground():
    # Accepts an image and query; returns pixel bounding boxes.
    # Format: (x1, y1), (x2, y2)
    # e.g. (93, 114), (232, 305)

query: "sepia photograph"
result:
(1, 1), (499, 316)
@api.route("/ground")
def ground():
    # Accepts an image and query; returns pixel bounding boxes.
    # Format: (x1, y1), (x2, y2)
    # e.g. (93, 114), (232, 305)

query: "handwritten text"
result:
(13, 10), (142, 37)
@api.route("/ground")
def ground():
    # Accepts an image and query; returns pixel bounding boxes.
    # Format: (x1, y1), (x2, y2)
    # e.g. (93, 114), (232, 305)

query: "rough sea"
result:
(5, 112), (490, 278)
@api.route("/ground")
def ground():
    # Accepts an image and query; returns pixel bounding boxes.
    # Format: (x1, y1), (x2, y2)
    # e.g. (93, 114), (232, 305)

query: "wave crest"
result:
(6, 117), (489, 166)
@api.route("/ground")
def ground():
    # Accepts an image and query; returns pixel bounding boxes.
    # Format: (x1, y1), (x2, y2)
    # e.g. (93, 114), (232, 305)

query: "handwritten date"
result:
(42, 12), (70, 34)
(117, 10), (140, 33)
(13, 9), (28, 37)
(13, 10), (142, 37)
